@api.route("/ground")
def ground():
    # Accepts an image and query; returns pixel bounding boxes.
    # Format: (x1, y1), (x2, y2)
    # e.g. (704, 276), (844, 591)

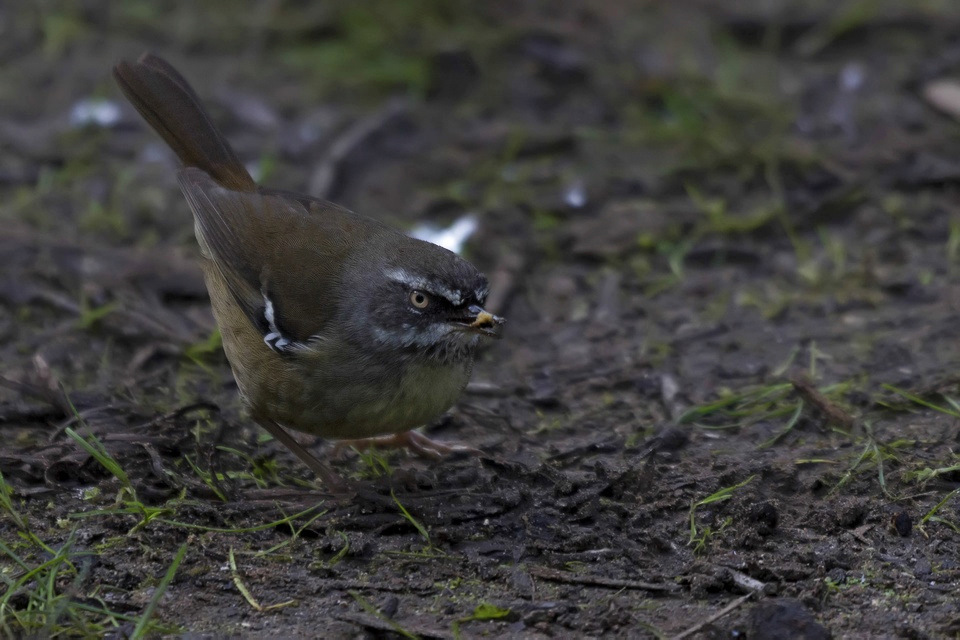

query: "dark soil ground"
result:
(2, 1), (960, 638)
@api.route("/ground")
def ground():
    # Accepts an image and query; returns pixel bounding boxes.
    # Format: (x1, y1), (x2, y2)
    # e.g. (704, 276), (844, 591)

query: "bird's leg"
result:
(255, 418), (352, 494)
(335, 430), (482, 460)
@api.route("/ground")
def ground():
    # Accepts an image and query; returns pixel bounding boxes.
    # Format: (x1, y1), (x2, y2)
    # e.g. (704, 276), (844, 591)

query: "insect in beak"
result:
(454, 305), (504, 338)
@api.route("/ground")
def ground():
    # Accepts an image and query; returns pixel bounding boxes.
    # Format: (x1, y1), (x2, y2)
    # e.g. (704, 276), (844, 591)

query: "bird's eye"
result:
(409, 290), (431, 309)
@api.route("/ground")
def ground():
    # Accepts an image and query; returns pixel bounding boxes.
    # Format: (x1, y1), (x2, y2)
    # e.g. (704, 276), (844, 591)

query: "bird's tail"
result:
(113, 52), (256, 192)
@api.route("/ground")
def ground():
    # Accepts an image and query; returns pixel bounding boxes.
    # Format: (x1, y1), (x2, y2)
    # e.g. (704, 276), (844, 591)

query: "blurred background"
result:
(2, 1), (960, 637)
(6, 0), (960, 399)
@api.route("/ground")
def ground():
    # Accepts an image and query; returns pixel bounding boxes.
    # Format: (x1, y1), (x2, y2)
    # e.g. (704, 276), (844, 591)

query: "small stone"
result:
(892, 510), (912, 537)
(379, 595), (399, 618)
(751, 501), (779, 536)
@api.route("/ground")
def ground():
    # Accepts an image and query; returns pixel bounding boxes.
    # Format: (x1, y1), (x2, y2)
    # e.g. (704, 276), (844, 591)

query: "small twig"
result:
(660, 373), (684, 422)
(309, 98), (408, 199)
(790, 374), (856, 429)
(718, 566), (768, 594)
(464, 381), (504, 396)
(32, 287), (197, 346)
(0, 355), (72, 417)
(313, 578), (434, 595)
(31, 288), (82, 315)
(0, 402), (61, 424)
(335, 612), (451, 640)
(132, 402), (220, 431)
(671, 592), (755, 640)
(593, 269), (621, 327)
(527, 565), (678, 592)
(137, 443), (175, 487)
(483, 251), (523, 317)
(125, 343), (181, 375)
(850, 523), (874, 545)
(229, 547), (296, 612)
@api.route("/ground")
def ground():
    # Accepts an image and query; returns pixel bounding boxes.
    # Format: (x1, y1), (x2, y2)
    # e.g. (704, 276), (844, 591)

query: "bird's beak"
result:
(455, 305), (504, 338)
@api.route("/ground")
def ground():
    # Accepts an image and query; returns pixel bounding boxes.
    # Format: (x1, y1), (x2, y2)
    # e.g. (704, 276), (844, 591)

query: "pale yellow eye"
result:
(410, 291), (430, 309)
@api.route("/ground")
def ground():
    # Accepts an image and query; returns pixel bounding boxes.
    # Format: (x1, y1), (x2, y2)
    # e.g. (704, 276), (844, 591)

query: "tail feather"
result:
(113, 53), (256, 192)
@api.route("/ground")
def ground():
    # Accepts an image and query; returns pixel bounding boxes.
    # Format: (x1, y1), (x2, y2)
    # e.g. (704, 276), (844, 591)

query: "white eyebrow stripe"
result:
(385, 267), (464, 306)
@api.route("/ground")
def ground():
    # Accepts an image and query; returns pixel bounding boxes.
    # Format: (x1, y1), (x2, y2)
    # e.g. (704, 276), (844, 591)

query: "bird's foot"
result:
(335, 430), (482, 460)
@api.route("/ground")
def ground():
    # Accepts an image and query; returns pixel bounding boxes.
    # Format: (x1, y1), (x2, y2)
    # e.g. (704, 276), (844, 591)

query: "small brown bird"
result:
(113, 53), (503, 490)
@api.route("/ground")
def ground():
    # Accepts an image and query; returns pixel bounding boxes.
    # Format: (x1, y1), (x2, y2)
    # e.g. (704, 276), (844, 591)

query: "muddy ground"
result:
(2, 1), (960, 638)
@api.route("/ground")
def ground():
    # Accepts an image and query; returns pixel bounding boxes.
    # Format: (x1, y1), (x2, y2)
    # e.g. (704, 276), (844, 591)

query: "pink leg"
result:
(335, 430), (482, 460)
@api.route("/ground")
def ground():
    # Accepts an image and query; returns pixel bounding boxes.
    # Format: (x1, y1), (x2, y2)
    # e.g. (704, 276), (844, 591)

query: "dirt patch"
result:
(2, 1), (960, 637)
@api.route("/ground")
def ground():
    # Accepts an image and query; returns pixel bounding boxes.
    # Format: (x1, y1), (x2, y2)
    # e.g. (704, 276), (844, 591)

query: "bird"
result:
(112, 53), (503, 491)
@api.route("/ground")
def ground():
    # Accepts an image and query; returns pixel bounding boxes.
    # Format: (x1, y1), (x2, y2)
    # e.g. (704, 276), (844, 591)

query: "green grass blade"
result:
(882, 385), (960, 418)
(131, 542), (187, 640)
(64, 427), (132, 490)
(391, 489), (432, 549)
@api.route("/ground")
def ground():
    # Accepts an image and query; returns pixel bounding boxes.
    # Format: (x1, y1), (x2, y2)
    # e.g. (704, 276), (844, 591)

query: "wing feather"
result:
(177, 167), (382, 346)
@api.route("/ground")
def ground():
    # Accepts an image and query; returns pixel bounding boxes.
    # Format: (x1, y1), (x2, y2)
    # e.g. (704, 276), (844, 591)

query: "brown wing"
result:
(178, 167), (379, 346)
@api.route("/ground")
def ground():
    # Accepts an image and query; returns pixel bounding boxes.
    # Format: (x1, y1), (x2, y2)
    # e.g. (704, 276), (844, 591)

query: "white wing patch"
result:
(262, 295), (292, 351)
(260, 290), (321, 354)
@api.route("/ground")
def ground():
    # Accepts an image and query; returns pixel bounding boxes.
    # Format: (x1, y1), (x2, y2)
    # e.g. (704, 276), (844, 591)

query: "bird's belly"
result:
(277, 358), (473, 439)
